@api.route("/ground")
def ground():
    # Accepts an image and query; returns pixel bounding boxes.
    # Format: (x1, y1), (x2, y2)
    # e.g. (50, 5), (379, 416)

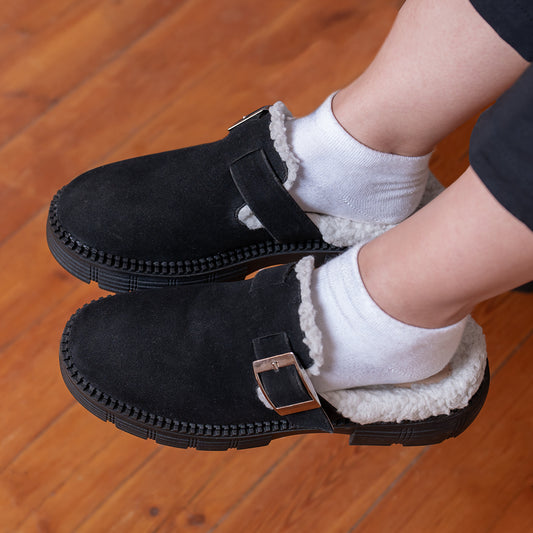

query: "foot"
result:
(308, 245), (467, 393)
(287, 93), (432, 224)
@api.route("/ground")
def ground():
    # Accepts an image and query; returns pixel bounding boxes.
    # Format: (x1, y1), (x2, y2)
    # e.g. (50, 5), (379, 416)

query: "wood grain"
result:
(354, 334), (533, 533)
(1, 1), (531, 532)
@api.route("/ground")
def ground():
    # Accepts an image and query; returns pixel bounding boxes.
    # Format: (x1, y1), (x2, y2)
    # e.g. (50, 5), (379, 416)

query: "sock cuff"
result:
(326, 245), (468, 340)
(312, 93), (433, 171)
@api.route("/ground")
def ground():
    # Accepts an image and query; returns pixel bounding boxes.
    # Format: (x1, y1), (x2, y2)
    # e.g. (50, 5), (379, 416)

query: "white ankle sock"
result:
(287, 94), (432, 224)
(309, 246), (467, 392)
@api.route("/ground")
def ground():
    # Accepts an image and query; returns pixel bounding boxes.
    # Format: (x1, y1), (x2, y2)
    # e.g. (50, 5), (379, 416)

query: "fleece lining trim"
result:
(294, 256), (323, 375)
(256, 255), (324, 410)
(295, 256), (487, 425)
(238, 102), (299, 229)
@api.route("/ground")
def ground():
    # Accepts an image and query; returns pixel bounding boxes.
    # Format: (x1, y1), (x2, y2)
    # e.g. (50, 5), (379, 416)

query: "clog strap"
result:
(230, 148), (322, 242)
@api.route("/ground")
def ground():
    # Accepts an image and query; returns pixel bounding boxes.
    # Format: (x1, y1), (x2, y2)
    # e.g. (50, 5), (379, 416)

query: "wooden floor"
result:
(1, 1), (532, 531)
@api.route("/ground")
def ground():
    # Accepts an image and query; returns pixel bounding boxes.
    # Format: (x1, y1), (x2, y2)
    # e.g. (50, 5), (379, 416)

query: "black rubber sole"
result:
(60, 347), (490, 451)
(47, 221), (343, 293)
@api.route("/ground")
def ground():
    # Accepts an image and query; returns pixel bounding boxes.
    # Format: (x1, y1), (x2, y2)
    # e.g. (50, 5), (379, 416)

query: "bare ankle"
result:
(332, 87), (435, 157)
(358, 241), (472, 329)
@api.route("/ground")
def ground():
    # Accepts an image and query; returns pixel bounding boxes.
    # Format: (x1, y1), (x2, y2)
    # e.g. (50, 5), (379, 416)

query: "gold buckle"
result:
(253, 352), (321, 416)
(228, 106), (270, 131)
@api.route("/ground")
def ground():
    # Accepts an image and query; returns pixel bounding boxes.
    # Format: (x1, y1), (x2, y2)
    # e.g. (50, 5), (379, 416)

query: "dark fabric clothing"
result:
(470, 0), (533, 61)
(468, 1), (533, 231)
(470, 65), (533, 231)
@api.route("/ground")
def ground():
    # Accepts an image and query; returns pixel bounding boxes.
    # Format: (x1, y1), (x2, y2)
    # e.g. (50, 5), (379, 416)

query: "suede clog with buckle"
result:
(60, 258), (489, 450)
(47, 103), (443, 292)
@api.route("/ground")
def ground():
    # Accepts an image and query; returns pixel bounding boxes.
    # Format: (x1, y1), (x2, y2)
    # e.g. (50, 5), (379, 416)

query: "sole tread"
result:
(60, 350), (490, 451)
(47, 221), (340, 292)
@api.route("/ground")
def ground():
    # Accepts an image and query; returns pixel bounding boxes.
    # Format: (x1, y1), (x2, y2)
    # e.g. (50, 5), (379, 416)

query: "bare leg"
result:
(288, 0), (529, 227)
(334, 0), (529, 156)
(304, 0), (533, 392)
(337, 0), (533, 327)
(359, 166), (533, 329)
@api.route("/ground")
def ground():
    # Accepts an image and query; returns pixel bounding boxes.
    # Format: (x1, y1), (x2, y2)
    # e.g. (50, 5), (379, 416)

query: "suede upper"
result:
(56, 110), (320, 262)
(63, 263), (329, 427)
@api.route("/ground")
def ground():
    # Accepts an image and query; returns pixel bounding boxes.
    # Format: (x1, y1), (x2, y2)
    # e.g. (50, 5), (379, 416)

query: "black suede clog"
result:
(60, 259), (489, 450)
(47, 105), (344, 292)
(47, 102), (445, 293)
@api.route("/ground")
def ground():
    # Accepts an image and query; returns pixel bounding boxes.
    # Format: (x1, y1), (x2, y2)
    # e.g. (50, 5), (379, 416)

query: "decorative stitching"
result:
(61, 304), (290, 436)
(49, 190), (341, 277)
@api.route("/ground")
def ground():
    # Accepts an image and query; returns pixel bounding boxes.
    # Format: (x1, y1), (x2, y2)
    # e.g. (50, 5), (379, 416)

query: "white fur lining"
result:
(269, 102), (300, 190)
(307, 214), (392, 249)
(293, 256), (486, 425)
(237, 101), (299, 229)
(294, 256), (323, 375)
(255, 255), (324, 409)
(257, 387), (273, 410)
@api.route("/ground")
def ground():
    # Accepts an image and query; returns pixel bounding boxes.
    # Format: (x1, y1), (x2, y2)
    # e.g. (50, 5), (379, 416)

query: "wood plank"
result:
(1, 2), (532, 532)
(0, 208), (100, 352)
(106, 0), (399, 163)
(487, 485), (533, 533)
(152, 439), (308, 532)
(0, 0), (40, 24)
(0, 0), (300, 245)
(352, 333), (533, 533)
(0, 0), (178, 146)
(75, 439), (299, 533)
(0, 279), (104, 470)
(0, 405), (139, 531)
(472, 291), (533, 370)
(188, 437), (423, 533)
(16, 436), (158, 533)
